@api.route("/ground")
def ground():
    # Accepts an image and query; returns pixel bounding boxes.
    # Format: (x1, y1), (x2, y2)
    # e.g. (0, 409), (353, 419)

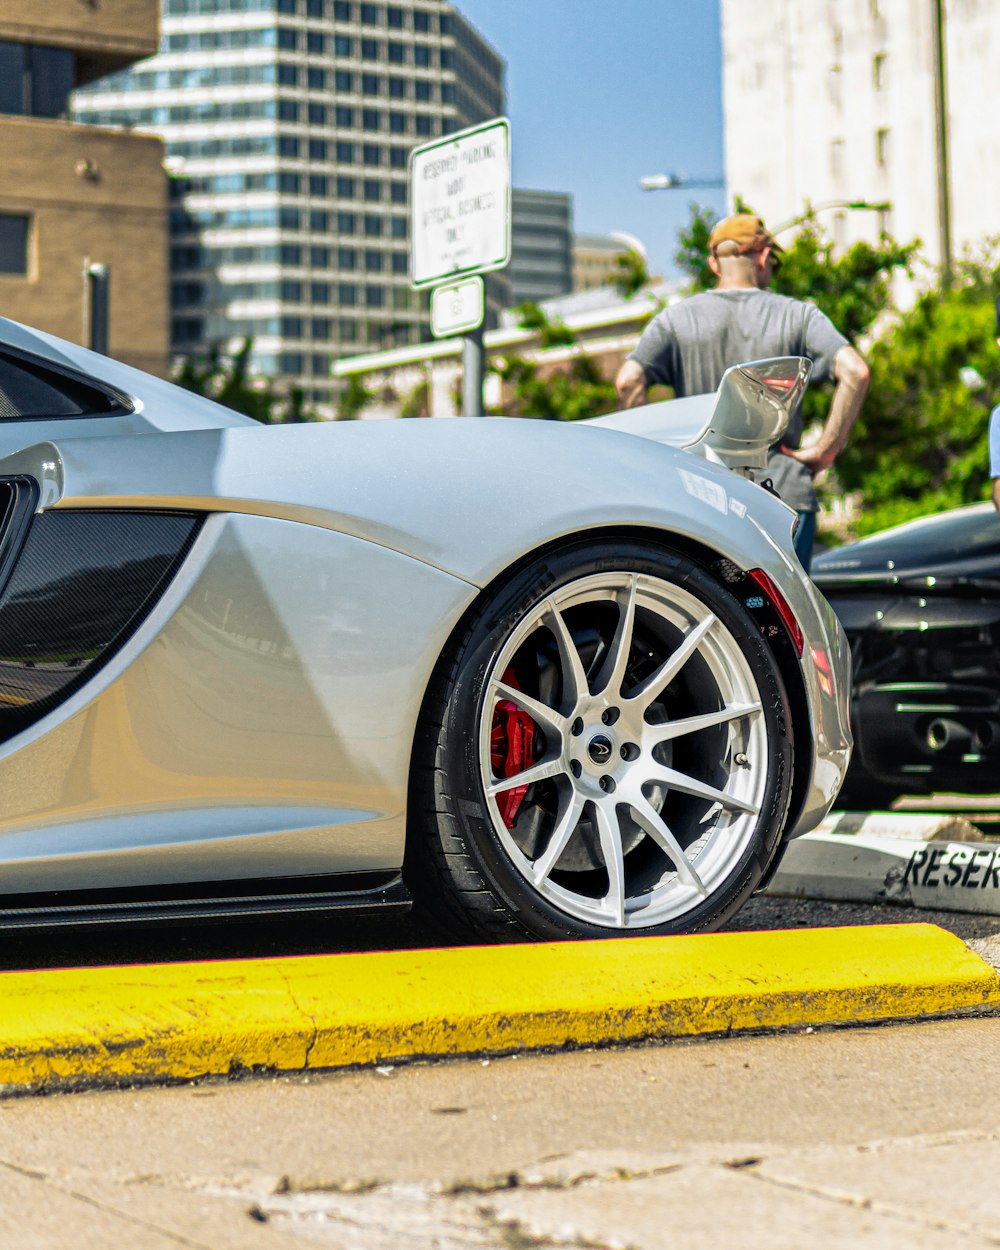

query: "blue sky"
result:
(453, 0), (728, 278)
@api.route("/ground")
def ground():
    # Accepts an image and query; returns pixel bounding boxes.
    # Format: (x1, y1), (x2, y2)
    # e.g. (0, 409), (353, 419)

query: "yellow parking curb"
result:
(1, 924), (997, 1092)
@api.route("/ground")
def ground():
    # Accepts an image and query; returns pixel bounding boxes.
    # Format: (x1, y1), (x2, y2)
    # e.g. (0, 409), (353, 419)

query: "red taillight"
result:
(748, 568), (804, 657)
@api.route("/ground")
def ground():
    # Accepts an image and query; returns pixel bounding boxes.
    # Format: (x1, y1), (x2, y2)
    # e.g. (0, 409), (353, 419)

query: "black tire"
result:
(405, 540), (793, 941)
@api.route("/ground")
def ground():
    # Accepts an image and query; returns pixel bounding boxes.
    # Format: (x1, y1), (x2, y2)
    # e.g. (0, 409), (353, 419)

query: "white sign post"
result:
(410, 117), (511, 288)
(410, 118), (511, 415)
(430, 276), (485, 339)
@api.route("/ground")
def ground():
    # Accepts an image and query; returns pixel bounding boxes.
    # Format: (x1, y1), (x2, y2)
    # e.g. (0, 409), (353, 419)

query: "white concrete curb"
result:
(766, 812), (1000, 916)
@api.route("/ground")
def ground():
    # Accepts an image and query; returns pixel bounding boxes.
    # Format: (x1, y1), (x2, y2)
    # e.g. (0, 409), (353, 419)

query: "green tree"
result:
(611, 248), (652, 300)
(488, 302), (619, 422)
(174, 337), (320, 423)
(836, 258), (1000, 534)
(335, 373), (374, 420)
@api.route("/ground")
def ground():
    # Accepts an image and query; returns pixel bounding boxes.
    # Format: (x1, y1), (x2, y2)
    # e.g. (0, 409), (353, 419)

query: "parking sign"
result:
(410, 117), (511, 288)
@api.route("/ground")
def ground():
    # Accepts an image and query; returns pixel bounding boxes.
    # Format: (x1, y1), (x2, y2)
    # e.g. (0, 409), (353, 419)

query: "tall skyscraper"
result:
(509, 189), (573, 305)
(0, 0), (169, 375)
(73, 0), (505, 410)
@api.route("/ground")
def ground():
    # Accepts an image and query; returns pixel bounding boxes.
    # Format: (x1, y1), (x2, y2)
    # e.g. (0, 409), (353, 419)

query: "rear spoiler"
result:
(588, 356), (811, 475)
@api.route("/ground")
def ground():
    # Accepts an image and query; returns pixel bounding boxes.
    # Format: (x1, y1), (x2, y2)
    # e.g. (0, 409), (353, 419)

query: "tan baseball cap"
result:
(708, 213), (783, 255)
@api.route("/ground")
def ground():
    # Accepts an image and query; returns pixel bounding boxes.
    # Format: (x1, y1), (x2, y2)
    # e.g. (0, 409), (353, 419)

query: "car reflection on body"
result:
(813, 502), (1000, 808)
(0, 318), (850, 940)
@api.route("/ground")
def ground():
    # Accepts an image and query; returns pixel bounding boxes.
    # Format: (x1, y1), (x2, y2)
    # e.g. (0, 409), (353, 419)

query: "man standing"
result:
(615, 213), (870, 569)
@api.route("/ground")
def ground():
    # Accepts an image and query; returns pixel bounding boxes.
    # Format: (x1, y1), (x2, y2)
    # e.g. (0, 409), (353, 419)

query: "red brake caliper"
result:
(490, 667), (537, 828)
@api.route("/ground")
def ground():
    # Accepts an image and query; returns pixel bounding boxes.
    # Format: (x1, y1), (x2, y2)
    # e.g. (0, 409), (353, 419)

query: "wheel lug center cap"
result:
(587, 734), (614, 766)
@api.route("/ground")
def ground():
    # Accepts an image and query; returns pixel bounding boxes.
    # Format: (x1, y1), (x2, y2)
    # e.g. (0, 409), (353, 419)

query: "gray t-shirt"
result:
(629, 289), (848, 511)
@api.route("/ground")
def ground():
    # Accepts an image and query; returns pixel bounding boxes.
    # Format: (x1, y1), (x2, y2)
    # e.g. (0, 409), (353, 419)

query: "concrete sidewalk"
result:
(1, 922), (997, 1095)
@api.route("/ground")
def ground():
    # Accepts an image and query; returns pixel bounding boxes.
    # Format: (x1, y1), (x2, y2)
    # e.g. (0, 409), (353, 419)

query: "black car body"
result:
(812, 502), (1000, 805)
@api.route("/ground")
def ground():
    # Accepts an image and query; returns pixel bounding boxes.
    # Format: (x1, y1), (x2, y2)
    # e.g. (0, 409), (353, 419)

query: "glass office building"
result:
(73, 0), (505, 409)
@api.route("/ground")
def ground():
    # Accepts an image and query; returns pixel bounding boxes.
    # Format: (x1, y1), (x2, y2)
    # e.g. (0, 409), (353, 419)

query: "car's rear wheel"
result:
(406, 541), (793, 941)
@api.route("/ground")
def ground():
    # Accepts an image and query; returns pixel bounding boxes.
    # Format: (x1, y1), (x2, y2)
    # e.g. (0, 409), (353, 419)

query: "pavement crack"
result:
(0, 1158), (220, 1250)
(746, 1167), (1000, 1244)
(277, 967), (319, 1067)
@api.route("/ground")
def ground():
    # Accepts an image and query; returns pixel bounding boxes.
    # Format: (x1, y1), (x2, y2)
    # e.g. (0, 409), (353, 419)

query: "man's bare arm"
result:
(993, 477), (1000, 512)
(785, 344), (870, 476)
(615, 359), (648, 409)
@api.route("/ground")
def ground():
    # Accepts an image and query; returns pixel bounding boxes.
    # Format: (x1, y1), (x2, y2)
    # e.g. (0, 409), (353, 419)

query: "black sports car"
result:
(812, 502), (1000, 807)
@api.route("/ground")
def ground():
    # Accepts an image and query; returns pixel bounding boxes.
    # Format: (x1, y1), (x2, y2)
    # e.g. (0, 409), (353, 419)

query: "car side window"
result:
(0, 349), (129, 420)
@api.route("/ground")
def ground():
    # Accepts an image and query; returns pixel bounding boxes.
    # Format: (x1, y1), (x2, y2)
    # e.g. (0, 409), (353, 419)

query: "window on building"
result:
(391, 252), (407, 274)
(280, 207), (302, 230)
(362, 73), (380, 94)
(830, 137), (844, 180)
(388, 76), (406, 98)
(311, 246), (331, 267)
(363, 214), (383, 237)
(310, 175), (329, 196)
(439, 48), (453, 69)
(0, 214), (29, 275)
(413, 9), (430, 32)
(387, 41), (405, 64)
(312, 317), (331, 336)
(361, 38), (380, 59)
(390, 217), (406, 239)
(279, 135), (301, 157)
(279, 172), (302, 193)
(336, 140), (355, 162)
(310, 210), (330, 231)
(441, 83), (455, 103)
(363, 143), (381, 165)
(363, 179), (382, 202)
(334, 34), (353, 55)
(335, 69), (354, 91)
(277, 0), (297, 13)
(309, 138), (328, 160)
(875, 127), (890, 167)
(387, 6), (404, 28)
(337, 211), (357, 233)
(439, 13), (452, 34)
(389, 111), (407, 134)
(307, 32), (326, 53)
(278, 27), (298, 49)
(389, 182), (406, 205)
(339, 283), (358, 305)
(308, 102), (327, 124)
(281, 280), (304, 300)
(364, 250), (383, 271)
(415, 114), (432, 136)
(308, 67), (327, 89)
(360, 2), (379, 22)
(365, 286), (385, 308)
(338, 247), (357, 268)
(281, 353), (305, 372)
(413, 44), (430, 67)
(362, 107), (380, 129)
(334, 0), (351, 18)
(415, 80), (432, 102)
(339, 320), (358, 341)
(280, 244), (303, 265)
(873, 52), (887, 90)
(278, 98), (300, 121)
(336, 104), (355, 126)
(389, 146), (407, 169)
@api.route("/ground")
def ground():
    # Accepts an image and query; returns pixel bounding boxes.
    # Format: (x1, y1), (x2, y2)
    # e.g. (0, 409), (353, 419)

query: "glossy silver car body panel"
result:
(0, 322), (851, 899)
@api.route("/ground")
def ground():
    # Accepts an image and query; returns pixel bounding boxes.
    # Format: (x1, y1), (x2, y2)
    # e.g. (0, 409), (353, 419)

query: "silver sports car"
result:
(0, 318), (850, 939)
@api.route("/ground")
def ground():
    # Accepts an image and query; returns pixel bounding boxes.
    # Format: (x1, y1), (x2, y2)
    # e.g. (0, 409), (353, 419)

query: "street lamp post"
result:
(639, 174), (724, 192)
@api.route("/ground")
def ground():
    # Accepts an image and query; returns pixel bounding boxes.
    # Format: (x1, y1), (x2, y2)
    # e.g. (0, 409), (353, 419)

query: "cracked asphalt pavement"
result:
(5, 1014), (1000, 1248)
